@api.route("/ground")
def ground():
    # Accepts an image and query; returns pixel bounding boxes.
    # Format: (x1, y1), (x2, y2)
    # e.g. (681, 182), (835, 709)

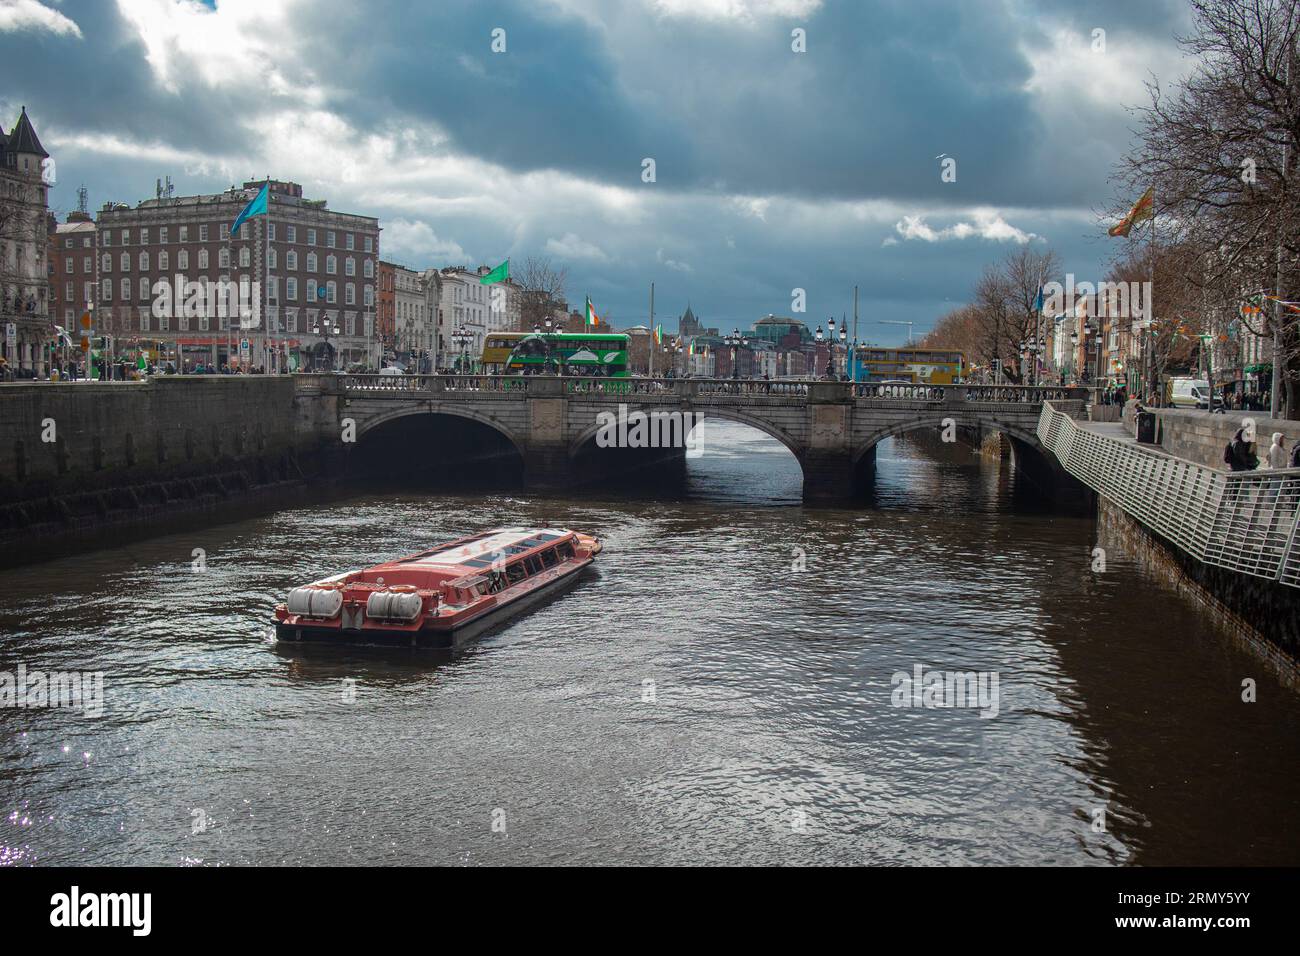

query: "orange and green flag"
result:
(1109, 187), (1154, 237)
(585, 296), (601, 327)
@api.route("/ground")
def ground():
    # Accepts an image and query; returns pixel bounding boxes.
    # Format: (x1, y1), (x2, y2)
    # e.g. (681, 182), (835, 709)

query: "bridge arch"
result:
(566, 402), (804, 460)
(353, 404), (525, 456)
(852, 415), (1042, 464)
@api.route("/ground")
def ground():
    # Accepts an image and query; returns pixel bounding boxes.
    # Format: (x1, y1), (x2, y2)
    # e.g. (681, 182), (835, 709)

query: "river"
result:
(1, 421), (1297, 866)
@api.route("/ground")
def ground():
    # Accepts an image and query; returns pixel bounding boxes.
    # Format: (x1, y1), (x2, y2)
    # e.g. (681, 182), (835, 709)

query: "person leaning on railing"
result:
(1227, 427), (1260, 472)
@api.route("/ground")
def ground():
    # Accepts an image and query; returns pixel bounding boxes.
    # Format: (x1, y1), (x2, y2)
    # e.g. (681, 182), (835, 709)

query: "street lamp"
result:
(661, 337), (683, 378)
(724, 327), (748, 381)
(310, 312), (340, 371)
(451, 325), (474, 374)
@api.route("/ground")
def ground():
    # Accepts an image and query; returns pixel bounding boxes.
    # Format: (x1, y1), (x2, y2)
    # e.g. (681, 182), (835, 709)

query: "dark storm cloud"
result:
(0, 0), (1190, 342)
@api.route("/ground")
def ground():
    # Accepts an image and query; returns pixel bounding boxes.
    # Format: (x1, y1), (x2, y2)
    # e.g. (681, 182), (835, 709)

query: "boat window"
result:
(506, 562), (526, 584)
(486, 570), (507, 594)
(540, 549), (558, 569)
(525, 556), (543, 575)
(555, 541), (574, 560)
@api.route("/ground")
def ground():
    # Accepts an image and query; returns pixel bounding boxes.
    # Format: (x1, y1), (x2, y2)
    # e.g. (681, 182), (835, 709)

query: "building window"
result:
(345, 233), (355, 251)
(199, 224), (209, 241)
(286, 250), (297, 270)
(219, 248), (230, 268)
(65, 281), (73, 299)
(140, 280), (151, 302)
(120, 252), (129, 271)
(286, 225), (296, 243)
(82, 256), (91, 273)
(306, 282), (316, 303)
(159, 251), (169, 271)
(364, 236), (373, 253)
(268, 248), (277, 270)
(84, 282), (94, 305)
(268, 223), (276, 241)
(240, 223), (251, 240)
(239, 247), (250, 268)
(159, 227), (169, 244)
(121, 278), (130, 301)
(363, 258), (373, 279)
(198, 249), (209, 269)
(65, 258), (73, 274)
(139, 251), (149, 271)
(102, 232), (111, 247)
(179, 225), (188, 242)
(158, 313), (169, 332)
(82, 237), (90, 248)
(140, 228), (149, 245)
(326, 281), (336, 303)
(179, 313), (189, 332)
(286, 277), (297, 300)
(220, 223), (228, 240)
(364, 285), (374, 307)
(101, 253), (111, 272)
(121, 230), (130, 245)
(287, 309), (298, 333)
(326, 254), (336, 275)
(344, 257), (356, 277)
(268, 276), (279, 301)
(345, 283), (355, 305)
(178, 250), (188, 270)
(63, 238), (72, 249)
(139, 309), (149, 332)
(306, 252), (316, 272)
(327, 231), (335, 248)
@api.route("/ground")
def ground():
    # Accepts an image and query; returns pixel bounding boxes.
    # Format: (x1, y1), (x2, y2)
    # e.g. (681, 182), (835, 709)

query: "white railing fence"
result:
(1038, 402), (1300, 588)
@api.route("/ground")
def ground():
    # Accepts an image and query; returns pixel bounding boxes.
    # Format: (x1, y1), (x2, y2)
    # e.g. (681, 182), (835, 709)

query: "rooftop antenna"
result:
(76, 185), (88, 216)
(164, 175), (174, 202)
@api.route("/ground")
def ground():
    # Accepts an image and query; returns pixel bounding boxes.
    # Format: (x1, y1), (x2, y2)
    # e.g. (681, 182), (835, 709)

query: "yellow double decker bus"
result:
(481, 333), (528, 372)
(852, 348), (964, 384)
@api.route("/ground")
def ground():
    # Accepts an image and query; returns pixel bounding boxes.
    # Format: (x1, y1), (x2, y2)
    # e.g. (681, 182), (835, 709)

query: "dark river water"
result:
(1, 421), (1298, 866)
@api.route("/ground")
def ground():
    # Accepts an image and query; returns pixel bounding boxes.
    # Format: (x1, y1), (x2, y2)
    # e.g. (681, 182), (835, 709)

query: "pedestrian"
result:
(1228, 427), (1260, 472)
(1266, 432), (1287, 470)
(1291, 439), (1300, 470)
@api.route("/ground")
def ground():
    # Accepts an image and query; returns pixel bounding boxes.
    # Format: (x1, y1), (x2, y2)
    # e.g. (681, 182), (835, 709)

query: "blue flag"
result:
(1033, 286), (1044, 312)
(229, 182), (269, 239)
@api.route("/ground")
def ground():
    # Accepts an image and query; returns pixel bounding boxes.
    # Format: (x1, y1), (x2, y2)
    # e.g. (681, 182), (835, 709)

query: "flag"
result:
(1033, 287), (1044, 312)
(229, 182), (269, 239)
(1109, 187), (1154, 238)
(654, 324), (663, 345)
(479, 259), (509, 284)
(585, 296), (601, 328)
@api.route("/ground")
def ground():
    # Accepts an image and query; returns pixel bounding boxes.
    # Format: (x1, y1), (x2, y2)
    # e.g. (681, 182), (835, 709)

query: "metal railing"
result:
(338, 374), (1084, 406)
(1038, 402), (1300, 588)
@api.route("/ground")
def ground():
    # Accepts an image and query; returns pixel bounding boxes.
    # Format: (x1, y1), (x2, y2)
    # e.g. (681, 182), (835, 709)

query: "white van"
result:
(1170, 377), (1220, 409)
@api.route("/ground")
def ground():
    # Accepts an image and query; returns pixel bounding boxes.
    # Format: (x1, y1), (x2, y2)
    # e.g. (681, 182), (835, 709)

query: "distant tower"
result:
(7, 106), (49, 179)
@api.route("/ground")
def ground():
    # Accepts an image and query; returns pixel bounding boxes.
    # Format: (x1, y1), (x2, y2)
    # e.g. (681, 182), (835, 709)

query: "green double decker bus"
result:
(505, 332), (630, 377)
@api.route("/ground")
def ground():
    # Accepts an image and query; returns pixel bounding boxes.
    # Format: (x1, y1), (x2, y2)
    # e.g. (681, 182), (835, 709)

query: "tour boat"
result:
(273, 527), (601, 648)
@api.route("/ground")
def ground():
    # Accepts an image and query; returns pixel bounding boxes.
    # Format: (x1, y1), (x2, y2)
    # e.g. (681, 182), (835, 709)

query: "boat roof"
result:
(381, 528), (573, 573)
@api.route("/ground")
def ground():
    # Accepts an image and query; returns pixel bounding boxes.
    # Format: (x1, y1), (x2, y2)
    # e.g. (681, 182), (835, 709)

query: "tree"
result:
(1115, 0), (1300, 414)
(514, 256), (568, 332)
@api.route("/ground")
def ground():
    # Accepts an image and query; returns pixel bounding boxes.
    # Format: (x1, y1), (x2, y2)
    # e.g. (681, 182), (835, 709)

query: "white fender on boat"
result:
(287, 586), (344, 619)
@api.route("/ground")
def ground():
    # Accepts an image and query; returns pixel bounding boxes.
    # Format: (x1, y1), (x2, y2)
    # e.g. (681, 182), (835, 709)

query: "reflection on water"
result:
(0, 420), (1297, 865)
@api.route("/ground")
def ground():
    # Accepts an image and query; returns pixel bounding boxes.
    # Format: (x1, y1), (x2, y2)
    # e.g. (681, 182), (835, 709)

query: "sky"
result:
(0, 0), (1196, 344)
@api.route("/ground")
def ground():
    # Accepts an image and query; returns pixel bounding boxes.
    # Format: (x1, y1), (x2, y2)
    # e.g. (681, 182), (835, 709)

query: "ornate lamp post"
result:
(661, 337), (683, 378)
(311, 312), (340, 371)
(816, 318), (844, 380)
(451, 325), (474, 374)
(724, 328), (748, 381)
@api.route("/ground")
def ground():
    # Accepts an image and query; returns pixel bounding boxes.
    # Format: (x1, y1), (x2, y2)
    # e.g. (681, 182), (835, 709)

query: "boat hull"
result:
(275, 558), (591, 649)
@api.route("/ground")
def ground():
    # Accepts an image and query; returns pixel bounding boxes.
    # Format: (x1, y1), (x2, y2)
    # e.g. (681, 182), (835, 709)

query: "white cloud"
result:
(656, 247), (692, 272)
(545, 232), (610, 261)
(891, 210), (1038, 244)
(383, 218), (467, 265)
(0, 0), (82, 37)
(648, 0), (821, 22)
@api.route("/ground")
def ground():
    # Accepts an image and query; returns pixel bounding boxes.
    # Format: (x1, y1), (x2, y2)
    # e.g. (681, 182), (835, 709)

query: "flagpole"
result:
(1148, 186), (1156, 403)
(648, 282), (655, 378)
(852, 285), (858, 383)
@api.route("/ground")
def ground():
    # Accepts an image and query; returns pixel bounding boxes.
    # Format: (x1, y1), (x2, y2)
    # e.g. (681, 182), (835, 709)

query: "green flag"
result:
(480, 259), (509, 284)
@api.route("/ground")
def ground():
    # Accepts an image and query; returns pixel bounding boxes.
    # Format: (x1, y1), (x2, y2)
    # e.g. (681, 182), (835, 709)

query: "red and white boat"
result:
(273, 527), (601, 648)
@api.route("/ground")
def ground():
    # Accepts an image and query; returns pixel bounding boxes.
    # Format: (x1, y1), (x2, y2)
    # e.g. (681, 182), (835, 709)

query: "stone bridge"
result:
(335, 374), (1089, 500)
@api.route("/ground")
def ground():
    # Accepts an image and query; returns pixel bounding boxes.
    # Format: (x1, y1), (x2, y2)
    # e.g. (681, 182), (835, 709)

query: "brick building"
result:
(94, 179), (380, 370)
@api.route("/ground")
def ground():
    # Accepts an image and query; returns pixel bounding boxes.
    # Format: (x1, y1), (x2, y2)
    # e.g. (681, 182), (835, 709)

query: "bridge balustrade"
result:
(1038, 401), (1300, 588)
